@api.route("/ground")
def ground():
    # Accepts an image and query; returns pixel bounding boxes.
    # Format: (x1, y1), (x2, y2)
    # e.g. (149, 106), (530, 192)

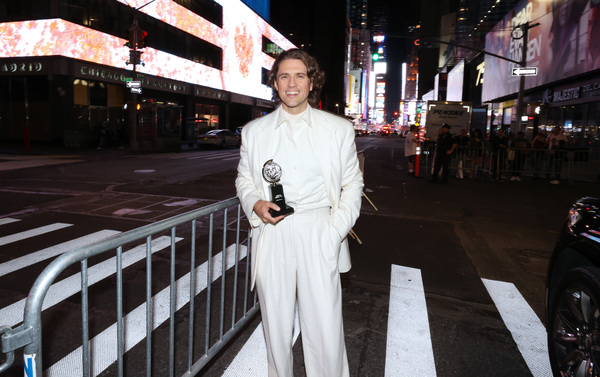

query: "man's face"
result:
(274, 59), (313, 114)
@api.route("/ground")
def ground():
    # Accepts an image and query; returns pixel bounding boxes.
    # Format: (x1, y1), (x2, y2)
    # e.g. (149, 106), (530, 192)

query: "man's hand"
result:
(254, 200), (285, 225)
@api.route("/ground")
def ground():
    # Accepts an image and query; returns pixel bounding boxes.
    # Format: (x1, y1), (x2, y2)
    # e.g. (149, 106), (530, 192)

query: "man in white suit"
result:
(235, 49), (364, 377)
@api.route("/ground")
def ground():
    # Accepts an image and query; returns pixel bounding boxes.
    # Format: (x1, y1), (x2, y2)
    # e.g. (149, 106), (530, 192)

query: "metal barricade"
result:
(0, 197), (258, 377)
(421, 144), (600, 183)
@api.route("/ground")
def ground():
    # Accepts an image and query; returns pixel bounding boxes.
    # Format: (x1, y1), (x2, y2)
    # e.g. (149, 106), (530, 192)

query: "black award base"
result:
(268, 183), (295, 217)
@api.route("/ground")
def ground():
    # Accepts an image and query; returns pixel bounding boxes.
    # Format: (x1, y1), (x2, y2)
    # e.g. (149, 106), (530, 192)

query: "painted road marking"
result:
(0, 218), (20, 226)
(222, 307), (301, 376)
(46, 243), (247, 377)
(482, 279), (552, 377)
(0, 222), (73, 247)
(0, 230), (120, 277)
(0, 236), (179, 327)
(385, 264), (437, 377)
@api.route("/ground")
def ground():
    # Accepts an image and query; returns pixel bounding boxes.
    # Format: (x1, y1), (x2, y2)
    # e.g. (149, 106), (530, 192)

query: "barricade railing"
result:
(0, 197), (258, 377)
(422, 144), (600, 183)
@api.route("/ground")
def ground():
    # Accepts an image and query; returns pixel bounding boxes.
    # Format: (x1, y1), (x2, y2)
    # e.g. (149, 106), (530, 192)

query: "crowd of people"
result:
(405, 124), (575, 184)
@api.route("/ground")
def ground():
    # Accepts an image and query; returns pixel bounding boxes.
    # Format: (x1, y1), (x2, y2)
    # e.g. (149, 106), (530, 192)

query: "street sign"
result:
(126, 81), (141, 88)
(123, 77), (132, 82)
(130, 87), (142, 94)
(512, 67), (538, 76)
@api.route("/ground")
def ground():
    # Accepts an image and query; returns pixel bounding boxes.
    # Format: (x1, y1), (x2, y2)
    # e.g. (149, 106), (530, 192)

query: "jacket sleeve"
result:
(331, 124), (364, 239)
(235, 127), (265, 228)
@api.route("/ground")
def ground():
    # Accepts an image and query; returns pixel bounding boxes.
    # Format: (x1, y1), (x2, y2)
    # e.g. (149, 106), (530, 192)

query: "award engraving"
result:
(262, 159), (294, 217)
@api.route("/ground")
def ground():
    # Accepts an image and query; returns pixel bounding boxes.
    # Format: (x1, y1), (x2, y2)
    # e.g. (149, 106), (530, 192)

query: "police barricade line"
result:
(45, 243), (247, 377)
(482, 279), (552, 377)
(0, 198), (258, 377)
(422, 145), (600, 183)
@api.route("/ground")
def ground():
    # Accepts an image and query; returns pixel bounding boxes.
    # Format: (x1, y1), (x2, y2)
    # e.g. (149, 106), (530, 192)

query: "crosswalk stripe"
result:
(222, 307), (301, 376)
(205, 154), (235, 160)
(46, 243), (247, 377)
(0, 218), (20, 226)
(385, 264), (437, 377)
(0, 222), (73, 247)
(482, 279), (552, 377)
(0, 236), (180, 327)
(0, 230), (120, 277)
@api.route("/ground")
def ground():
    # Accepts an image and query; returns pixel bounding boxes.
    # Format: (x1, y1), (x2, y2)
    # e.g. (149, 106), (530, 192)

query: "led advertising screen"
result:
(446, 60), (464, 101)
(482, 0), (598, 102)
(0, 0), (296, 101)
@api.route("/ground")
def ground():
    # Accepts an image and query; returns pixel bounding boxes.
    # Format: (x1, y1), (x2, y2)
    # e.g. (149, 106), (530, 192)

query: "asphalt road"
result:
(0, 137), (598, 376)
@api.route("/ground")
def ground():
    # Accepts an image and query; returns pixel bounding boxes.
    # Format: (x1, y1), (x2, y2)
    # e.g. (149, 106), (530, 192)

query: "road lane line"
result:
(222, 307), (301, 376)
(0, 222), (73, 247)
(0, 218), (20, 226)
(0, 230), (120, 277)
(385, 264), (437, 377)
(0, 236), (180, 327)
(46, 243), (248, 377)
(482, 278), (552, 377)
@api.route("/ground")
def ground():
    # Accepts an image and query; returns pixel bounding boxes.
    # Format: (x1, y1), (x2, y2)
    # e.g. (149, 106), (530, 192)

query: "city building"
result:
(417, 0), (599, 143)
(0, 0), (294, 151)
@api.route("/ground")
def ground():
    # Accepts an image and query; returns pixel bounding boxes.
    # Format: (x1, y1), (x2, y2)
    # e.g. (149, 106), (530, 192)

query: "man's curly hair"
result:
(267, 49), (325, 108)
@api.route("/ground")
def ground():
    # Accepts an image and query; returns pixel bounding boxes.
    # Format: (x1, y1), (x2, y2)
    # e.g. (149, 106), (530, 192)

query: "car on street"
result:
(546, 196), (600, 377)
(197, 129), (240, 149)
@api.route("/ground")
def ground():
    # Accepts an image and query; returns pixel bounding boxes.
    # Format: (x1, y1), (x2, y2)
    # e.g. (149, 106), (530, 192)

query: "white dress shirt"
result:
(272, 109), (330, 212)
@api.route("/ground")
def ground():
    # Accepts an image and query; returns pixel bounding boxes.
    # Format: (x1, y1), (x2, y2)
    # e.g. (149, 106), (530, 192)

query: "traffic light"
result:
(125, 28), (136, 49)
(137, 29), (148, 49)
(127, 50), (143, 66)
(125, 27), (147, 49)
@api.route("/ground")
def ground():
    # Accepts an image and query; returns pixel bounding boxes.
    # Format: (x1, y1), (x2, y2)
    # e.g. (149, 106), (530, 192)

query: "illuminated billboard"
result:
(482, 0), (597, 102)
(0, 0), (296, 101)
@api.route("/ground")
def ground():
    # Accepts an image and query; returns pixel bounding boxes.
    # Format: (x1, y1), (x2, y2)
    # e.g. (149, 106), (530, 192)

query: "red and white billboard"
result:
(0, 0), (296, 100)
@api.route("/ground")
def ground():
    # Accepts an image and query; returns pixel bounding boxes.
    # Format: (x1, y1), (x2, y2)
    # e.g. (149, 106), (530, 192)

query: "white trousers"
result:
(255, 208), (350, 377)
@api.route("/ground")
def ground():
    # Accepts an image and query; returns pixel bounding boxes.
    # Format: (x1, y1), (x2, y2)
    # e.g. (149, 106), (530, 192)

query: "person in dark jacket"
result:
(509, 131), (531, 181)
(491, 129), (508, 180)
(430, 124), (458, 183)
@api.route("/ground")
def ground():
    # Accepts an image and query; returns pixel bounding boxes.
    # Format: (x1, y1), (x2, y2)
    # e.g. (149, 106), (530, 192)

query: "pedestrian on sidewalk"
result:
(545, 126), (568, 184)
(531, 130), (546, 180)
(509, 131), (530, 181)
(235, 48), (364, 377)
(491, 129), (508, 181)
(454, 129), (470, 179)
(470, 128), (485, 179)
(404, 124), (419, 176)
(430, 124), (457, 184)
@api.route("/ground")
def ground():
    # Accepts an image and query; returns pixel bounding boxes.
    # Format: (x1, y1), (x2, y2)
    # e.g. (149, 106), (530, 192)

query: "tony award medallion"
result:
(262, 159), (294, 217)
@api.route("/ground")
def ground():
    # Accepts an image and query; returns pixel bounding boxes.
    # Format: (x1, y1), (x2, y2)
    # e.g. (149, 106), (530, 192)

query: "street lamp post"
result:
(512, 22), (539, 133)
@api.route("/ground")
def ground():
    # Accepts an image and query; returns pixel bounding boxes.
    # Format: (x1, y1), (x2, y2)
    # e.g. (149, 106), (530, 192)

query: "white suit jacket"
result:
(235, 105), (364, 288)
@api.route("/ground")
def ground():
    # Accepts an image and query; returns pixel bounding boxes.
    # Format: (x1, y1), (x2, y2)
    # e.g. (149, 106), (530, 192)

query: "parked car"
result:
(546, 196), (600, 377)
(197, 129), (240, 149)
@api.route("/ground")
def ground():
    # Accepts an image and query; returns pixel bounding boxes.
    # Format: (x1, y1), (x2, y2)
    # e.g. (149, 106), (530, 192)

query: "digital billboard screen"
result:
(0, 0), (296, 101)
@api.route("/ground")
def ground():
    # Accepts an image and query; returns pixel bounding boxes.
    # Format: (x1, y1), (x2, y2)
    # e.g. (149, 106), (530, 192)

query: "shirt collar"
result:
(275, 105), (313, 129)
